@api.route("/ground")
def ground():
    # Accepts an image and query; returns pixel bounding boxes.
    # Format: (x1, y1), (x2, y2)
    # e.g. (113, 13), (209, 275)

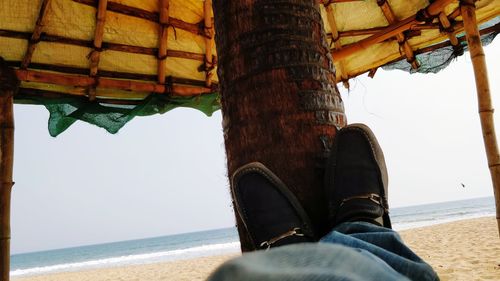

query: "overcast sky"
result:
(10, 40), (499, 254)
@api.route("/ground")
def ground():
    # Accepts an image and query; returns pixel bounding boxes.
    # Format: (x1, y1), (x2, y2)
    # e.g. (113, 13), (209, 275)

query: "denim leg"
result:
(321, 222), (439, 281)
(207, 222), (439, 281)
(208, 243), (411, 281)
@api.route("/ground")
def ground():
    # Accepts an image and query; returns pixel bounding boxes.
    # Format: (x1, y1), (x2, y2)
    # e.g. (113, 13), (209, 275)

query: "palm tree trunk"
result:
(213, 0), (346, 251)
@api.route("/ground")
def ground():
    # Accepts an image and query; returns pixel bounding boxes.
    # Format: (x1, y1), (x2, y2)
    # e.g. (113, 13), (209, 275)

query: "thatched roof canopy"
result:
(0, 0), (499, 135)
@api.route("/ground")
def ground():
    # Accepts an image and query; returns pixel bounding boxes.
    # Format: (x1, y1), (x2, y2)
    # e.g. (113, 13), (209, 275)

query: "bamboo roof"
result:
(0, 0), (499, 135)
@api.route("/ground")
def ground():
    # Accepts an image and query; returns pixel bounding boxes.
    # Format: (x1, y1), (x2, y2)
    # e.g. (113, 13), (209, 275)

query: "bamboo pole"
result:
(338, 23), (436, 37)
(7, 60), (212, 87)
(330, 21), (450, 39)
(0, 58), (17, 281)
(88, 0), (108, 101)
(15, 69), (213, 96)
(438, 12), (459, 47)
(16, 87), (146, 106)
(157, 0), (170, 84)
(6, 14), (492, 93)
(332, 0), (455, 60)
(0, 20), (443, 59)
(461, 0), (500, 236)
(21, 0), (52, 69)
(324, 3), (349, 88)
(320, 0), (365, 3)
(89, 0), (107, 77)
(204, 0), (215, 87)
(9, 18), (480, 87)
(347, 22), (499, 83)
(5, 19), (478, 88)
(73, 0), (203, 35)
(377, 0), (418, 69)
(0, 29), (205, 61)
(415, 23), (496, 55)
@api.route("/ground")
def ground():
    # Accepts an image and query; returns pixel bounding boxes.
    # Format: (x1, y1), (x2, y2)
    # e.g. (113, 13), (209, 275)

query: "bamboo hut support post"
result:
(461, 0), (500, 235)
(0, 58), (17, 281)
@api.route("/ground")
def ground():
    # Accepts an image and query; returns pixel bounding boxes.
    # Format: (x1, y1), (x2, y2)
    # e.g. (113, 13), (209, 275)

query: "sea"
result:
(10, 196), (495, 278)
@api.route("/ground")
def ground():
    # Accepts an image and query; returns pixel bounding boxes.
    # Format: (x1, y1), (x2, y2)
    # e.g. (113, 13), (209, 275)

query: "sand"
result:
(399, 217), (499, 280)
(12, 217), (499, 281)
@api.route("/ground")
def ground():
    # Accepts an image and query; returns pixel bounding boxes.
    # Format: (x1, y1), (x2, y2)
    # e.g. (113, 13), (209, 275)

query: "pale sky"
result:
(10, 40), (499, 254)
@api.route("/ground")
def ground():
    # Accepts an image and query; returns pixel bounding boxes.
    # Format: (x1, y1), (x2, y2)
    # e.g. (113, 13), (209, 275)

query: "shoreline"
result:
(13, 216), (500, 281)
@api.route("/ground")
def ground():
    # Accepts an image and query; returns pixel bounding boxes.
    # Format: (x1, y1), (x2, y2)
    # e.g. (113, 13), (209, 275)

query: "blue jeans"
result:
(208, 222), (439, 281)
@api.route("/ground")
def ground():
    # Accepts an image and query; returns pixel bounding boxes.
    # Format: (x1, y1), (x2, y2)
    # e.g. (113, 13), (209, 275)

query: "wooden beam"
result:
(21, 0), (52, 69)
(15, 69), (213, 96)
(332, 0), (455, 60)
(461, 0), (500, 236)
(157, 0), (169, 84)
(0, 57), (17, 281)
(377, 0), (418, 69)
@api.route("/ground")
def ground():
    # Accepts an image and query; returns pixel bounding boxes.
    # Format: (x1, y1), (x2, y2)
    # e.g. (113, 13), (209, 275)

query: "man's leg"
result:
(208, 242), (413, 281)
(209, 124), (438, 281)
(320, 123), (438, 280)
(321, 222), (438, 281)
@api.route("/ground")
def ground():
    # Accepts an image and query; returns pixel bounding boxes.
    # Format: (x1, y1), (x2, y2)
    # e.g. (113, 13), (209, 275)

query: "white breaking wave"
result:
(11, 241), (241, 277)
(392, 211), (494, 231)
(12, 198), (495, 278)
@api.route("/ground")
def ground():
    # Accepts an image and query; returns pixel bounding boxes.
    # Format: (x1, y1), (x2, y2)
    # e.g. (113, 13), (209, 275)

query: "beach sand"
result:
(399, 216), (499, 280)
(13, 217), (499, 281)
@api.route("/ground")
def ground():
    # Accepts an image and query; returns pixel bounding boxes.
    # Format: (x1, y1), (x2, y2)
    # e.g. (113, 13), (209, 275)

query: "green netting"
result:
(383, 17), (499, 74)
(26, 93), (220, 137)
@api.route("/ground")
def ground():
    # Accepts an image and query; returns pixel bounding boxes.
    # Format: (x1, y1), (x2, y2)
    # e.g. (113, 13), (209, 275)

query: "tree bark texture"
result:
(0, 57), (17, 281)
(213, 0), (346, 251)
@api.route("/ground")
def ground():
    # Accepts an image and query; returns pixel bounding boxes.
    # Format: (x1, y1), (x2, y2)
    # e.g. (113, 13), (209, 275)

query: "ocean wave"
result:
(11, 241), (240, 277)
(12, 198), (495, 277)
(392, 211), (494, 231)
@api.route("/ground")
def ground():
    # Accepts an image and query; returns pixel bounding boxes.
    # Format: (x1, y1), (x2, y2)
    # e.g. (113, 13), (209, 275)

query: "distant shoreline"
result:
(12, 216), (499, 281)
(11, 196), (496, 278)
(11, 197), (495, 277)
